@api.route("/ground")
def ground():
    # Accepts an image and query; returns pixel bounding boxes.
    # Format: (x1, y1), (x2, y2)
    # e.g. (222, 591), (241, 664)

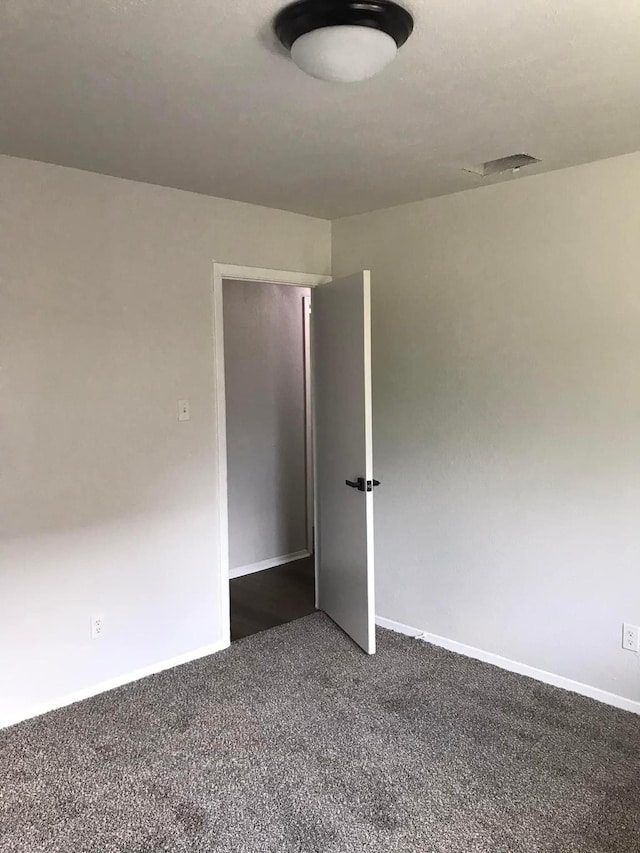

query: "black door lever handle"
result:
(345, 478), (362, 489)
(346, 477), (381, 492)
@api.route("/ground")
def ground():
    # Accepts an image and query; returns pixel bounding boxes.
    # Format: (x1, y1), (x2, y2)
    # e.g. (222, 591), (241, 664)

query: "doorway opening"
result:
(223, 276), (314, 641)
(212, 264), (329, 645)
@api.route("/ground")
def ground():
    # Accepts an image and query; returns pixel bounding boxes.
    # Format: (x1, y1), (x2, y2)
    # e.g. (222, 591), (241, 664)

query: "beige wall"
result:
(0, 154), (330, 725)
(332, 152), (640, 704)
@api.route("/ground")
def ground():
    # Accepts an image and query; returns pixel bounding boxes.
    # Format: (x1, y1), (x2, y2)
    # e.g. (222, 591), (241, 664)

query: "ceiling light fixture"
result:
(274, 0), (414, 83)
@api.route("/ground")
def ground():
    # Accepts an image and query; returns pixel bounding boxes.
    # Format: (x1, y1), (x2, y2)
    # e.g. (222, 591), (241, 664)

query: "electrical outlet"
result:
(91, 613), (105, 640)
(622, 623), (639, 653)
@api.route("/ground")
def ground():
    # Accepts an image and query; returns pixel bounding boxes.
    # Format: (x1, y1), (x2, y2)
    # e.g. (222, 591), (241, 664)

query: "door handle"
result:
(346, 478), (364, 490)
(345, 477), (381, 492)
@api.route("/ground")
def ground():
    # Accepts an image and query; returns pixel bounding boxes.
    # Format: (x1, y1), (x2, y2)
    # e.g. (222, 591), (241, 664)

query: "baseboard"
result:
(376, 615), (426, 638)
(376, 615), (640, 716)
(229, 549), (310, 579)
(0, 638), (229, 731)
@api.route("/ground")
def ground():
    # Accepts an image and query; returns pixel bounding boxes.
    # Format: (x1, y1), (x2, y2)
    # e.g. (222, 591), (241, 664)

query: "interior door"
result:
(313, 271), (376, 654)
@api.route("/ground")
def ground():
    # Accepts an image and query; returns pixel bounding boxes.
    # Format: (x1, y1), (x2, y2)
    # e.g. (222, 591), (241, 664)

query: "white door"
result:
(313, 271), (376, 654)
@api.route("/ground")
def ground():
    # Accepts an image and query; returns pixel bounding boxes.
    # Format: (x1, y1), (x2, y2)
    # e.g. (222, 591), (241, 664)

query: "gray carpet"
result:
(1, 614), (639, 852)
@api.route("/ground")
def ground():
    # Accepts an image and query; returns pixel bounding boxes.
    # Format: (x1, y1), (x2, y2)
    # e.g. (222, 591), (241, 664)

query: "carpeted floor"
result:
(1, 614), (639, 852)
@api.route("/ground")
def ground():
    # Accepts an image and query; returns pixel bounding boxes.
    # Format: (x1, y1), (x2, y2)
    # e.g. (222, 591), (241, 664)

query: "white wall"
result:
(0, 154), (330, 726)
(224, 280), (310, 570)
(332, 152), (640, 705)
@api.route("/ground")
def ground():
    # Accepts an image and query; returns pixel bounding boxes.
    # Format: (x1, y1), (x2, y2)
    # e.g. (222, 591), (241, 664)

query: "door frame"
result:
(212, 263), (331, 645)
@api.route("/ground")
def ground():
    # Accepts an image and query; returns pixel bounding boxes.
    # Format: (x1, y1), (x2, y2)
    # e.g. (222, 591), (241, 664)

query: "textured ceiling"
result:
(1, 0), (640, 218)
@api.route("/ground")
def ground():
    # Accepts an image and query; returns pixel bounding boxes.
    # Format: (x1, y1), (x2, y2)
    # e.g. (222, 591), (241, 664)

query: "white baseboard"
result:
(0, 638), (229, 731)
(376, 615), (425, 638)
(229, 549), (311, 579)
(376, 615), (640, 716)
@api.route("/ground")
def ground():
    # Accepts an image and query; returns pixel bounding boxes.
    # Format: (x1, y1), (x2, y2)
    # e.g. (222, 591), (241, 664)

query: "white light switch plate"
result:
(178, 399), (190, 421)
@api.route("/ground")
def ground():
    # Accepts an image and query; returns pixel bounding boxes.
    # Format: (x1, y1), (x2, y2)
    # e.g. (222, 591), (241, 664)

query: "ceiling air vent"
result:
(464, 154), (540, 177)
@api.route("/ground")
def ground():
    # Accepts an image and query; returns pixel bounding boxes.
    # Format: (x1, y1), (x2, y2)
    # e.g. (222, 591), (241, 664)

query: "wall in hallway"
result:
(224, 280), (310, 572)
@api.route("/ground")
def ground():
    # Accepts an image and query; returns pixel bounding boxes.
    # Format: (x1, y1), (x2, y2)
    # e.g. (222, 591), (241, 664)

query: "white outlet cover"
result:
(91, 613), (105, 639)
(622, 623), (639, 653)
(178, 399), (190, 421)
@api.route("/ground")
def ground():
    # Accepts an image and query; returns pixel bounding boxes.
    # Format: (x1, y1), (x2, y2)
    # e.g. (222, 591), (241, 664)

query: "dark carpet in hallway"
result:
(1, 613), (639, 852)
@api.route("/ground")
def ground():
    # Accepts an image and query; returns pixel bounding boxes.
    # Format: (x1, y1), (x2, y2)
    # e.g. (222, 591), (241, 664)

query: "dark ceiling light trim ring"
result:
(274, 0), (414, 51)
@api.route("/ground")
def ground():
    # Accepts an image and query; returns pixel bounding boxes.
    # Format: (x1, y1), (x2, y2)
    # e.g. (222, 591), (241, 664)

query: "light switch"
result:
(178, 399), (190, 421)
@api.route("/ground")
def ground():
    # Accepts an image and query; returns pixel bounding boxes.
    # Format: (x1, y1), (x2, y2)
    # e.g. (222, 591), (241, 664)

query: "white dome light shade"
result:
(291, 25), (397, 83)
(274, 1), (413, 84)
